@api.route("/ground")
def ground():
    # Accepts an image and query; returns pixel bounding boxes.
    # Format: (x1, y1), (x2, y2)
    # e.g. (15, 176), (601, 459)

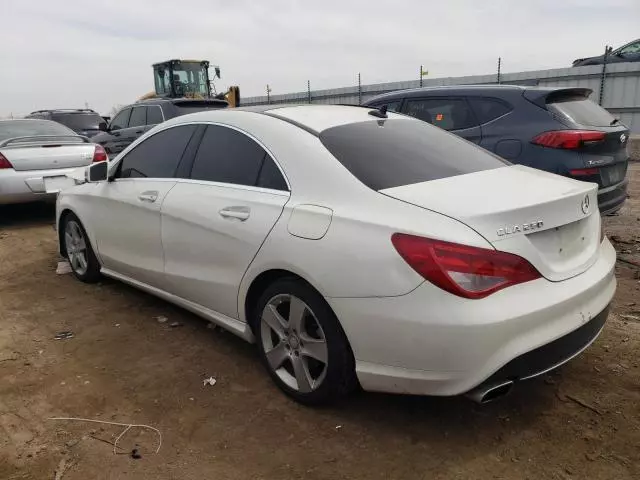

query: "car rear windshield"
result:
(173, 100), (228, 115)
(0, 120), (77, 142)
(547, 95), (617, 127)
(319, 119), (508, 190)
(51, 112), (104, 130)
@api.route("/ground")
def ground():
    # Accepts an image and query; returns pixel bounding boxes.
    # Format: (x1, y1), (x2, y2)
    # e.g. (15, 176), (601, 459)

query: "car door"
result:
(90, 124), (199, 289)
(104, 108), (132, 155)
(403, 97), (482, 144)
(122, 106), (147, 145)
(161, 124), (290, 319)
(467, 96), (517, 158)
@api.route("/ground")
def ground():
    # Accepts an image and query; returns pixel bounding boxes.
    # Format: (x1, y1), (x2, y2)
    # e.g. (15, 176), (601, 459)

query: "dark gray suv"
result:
(365, 86), (630, 214)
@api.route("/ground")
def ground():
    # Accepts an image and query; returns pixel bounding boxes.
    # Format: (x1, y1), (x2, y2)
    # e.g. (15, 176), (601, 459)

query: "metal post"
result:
(598, 46), (612, 106)
(420, 65), (423, 88)
(358, 73), (362, 105)
(307, 80), (311, 104)
(266, 84), (271, 105)
(497, 57), (501, 85)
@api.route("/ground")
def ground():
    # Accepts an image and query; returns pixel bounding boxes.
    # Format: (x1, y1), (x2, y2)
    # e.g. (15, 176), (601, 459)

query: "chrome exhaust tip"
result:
(466, 380), (514, 404)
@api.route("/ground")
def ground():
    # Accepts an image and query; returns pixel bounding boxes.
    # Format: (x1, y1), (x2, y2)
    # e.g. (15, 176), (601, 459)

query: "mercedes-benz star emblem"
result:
(581, 194), (590, 214)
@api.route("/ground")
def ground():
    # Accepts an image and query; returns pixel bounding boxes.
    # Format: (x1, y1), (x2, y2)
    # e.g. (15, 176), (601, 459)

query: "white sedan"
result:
(56, 105), (616, 405)
(0, 119), (107, 204)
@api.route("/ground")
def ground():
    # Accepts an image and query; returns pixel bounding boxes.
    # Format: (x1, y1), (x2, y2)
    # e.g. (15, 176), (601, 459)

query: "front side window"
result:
(190, 125), (286, 189)
(110, 109), (131, 130)
(405, 98), (476, 131)
(117, 125), (197, 179)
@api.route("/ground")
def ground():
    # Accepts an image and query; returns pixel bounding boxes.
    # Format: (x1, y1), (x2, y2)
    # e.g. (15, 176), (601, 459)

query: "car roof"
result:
(28, 109), (99, 115)
(365, 84), (579, 104)
(163, 104), (411, 135)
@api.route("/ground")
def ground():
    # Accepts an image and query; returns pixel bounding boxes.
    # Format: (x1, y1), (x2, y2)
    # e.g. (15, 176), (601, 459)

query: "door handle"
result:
(138, 190), (159, 203)
(219, 206), (250, 221)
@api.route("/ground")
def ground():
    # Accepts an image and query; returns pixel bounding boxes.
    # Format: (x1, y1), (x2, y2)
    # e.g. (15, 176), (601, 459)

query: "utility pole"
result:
(307, 80), (311, 104)
(357, 73), (362, 105)
(266, 84), (272, 104)
(497, 57), (502, 85)
(419, 65), (428, 87)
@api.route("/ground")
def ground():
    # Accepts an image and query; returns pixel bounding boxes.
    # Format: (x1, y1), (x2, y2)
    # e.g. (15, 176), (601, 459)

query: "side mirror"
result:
(86, 161), (108, 183)
(98, 122), (108, 132)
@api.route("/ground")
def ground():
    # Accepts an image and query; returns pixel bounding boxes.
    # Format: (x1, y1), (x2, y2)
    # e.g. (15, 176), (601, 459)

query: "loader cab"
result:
(153, 59), (217, 99)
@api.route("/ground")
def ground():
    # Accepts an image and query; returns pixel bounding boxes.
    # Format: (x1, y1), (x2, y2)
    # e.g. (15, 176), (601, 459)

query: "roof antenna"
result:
(368, 104), (388, 119)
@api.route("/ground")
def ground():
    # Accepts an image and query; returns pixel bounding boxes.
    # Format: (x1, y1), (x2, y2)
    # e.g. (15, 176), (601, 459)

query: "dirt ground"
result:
(1, 166), (639, 480)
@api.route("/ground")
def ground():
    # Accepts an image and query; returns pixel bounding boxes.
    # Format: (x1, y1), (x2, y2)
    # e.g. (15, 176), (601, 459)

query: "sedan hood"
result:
(380, 165), (601, 282)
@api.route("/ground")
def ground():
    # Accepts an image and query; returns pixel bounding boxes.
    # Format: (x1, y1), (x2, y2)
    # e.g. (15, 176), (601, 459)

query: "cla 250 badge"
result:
(497, 220), (544, 237)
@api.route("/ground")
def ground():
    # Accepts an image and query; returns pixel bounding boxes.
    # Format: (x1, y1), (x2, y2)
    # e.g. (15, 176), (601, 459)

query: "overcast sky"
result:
(2, 0), (639, 116)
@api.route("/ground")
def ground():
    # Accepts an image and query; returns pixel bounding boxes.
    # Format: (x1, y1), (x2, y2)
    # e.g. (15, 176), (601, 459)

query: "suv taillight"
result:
(532, 130), (605, 149)
(391, 233), (541, 299)
(0, 152), (13, 169)
(93, 144), (108, 163)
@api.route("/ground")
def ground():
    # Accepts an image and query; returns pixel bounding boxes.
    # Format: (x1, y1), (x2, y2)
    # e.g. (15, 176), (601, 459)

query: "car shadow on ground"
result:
(0, 202), (56, 230)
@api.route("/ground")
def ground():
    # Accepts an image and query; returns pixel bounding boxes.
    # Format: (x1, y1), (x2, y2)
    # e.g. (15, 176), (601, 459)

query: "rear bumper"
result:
(0, 167), (78, 205)
(328, 239), (616, 397)
(598, 178), (628, 215)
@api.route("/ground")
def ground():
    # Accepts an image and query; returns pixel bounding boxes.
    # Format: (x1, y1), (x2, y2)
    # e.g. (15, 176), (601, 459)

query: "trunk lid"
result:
(380, 165), (601, 282)
(0, 137), (95, 171)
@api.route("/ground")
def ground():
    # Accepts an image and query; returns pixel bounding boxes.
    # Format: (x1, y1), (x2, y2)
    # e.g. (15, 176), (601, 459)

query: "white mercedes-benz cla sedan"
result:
(56, 105), (616, 405)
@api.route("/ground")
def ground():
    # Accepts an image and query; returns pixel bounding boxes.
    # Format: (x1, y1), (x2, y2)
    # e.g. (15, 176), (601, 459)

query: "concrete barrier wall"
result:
(242, 63), (640, 133)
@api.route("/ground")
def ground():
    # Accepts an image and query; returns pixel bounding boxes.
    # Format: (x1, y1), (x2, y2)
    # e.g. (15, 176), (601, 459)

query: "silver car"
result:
(0, 119), (106, 205)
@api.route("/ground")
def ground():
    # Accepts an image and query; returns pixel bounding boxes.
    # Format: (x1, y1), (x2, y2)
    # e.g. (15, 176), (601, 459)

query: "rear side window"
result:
(147, 106), (164, 125)
(128, 107), (146, 128)
(404, 98), (476, 131)
(191, 125), (267, 186)
(319, 119), (507, 190)
(190, 125), (288, 190)
(257, 157), (288, 191)
(468, 97), (512, 124)
(118, 125), (197, 179)
(547, 95), (616, 127)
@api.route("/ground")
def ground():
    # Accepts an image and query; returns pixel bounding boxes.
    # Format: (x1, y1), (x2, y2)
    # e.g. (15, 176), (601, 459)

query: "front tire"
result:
(254, 278), (356, 405)
(62, 213), (101, 283)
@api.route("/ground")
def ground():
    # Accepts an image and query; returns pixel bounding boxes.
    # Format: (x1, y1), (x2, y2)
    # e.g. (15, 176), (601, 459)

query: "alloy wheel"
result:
(64, 220), (88, 276)
(260, 294), (329, 393)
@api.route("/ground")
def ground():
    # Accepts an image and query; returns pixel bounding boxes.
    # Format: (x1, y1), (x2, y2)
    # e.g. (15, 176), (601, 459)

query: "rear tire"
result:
(253, 278), (356, 405)
(61, 213), (101, 283)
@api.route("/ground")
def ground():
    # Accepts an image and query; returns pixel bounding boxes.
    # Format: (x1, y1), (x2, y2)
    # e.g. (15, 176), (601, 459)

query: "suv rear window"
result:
(547, 95), (616, 127)
(319, 119), (507, 191)
(51, 112), (104, 130)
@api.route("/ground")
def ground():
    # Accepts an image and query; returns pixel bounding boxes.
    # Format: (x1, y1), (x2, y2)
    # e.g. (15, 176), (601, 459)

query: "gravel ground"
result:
(0, 164), (639, 480)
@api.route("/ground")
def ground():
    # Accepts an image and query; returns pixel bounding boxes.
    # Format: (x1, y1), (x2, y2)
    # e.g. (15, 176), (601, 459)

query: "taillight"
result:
(569, 167), (600, 176)
(391, 233), (541, 299)
(93, 144), (108, 163)
(532, 130), (605, 149)
(0, 152), (13, 169)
